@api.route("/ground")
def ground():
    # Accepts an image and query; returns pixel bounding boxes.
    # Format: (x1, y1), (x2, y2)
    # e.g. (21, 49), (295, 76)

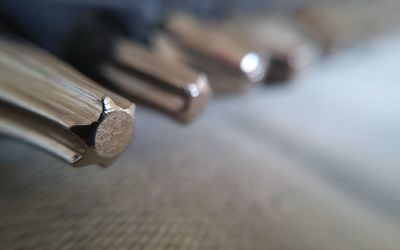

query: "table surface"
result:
(0, 30), (400, 249)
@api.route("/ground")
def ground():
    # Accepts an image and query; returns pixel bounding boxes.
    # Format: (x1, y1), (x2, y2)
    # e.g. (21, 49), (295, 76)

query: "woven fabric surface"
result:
(1, 32), (400, 249)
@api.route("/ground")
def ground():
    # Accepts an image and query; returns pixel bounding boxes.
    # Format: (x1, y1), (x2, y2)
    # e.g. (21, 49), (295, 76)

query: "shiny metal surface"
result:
(103, 39), (211, 123)
(0, 38), (135, 167)
(1, 31), (400, 248)
(158, 13), (267, 94)
(219, 13), (319, 83)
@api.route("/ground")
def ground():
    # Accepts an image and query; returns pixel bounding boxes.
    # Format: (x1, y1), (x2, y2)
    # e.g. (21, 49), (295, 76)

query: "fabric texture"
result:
(1, 32), (400, 250)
